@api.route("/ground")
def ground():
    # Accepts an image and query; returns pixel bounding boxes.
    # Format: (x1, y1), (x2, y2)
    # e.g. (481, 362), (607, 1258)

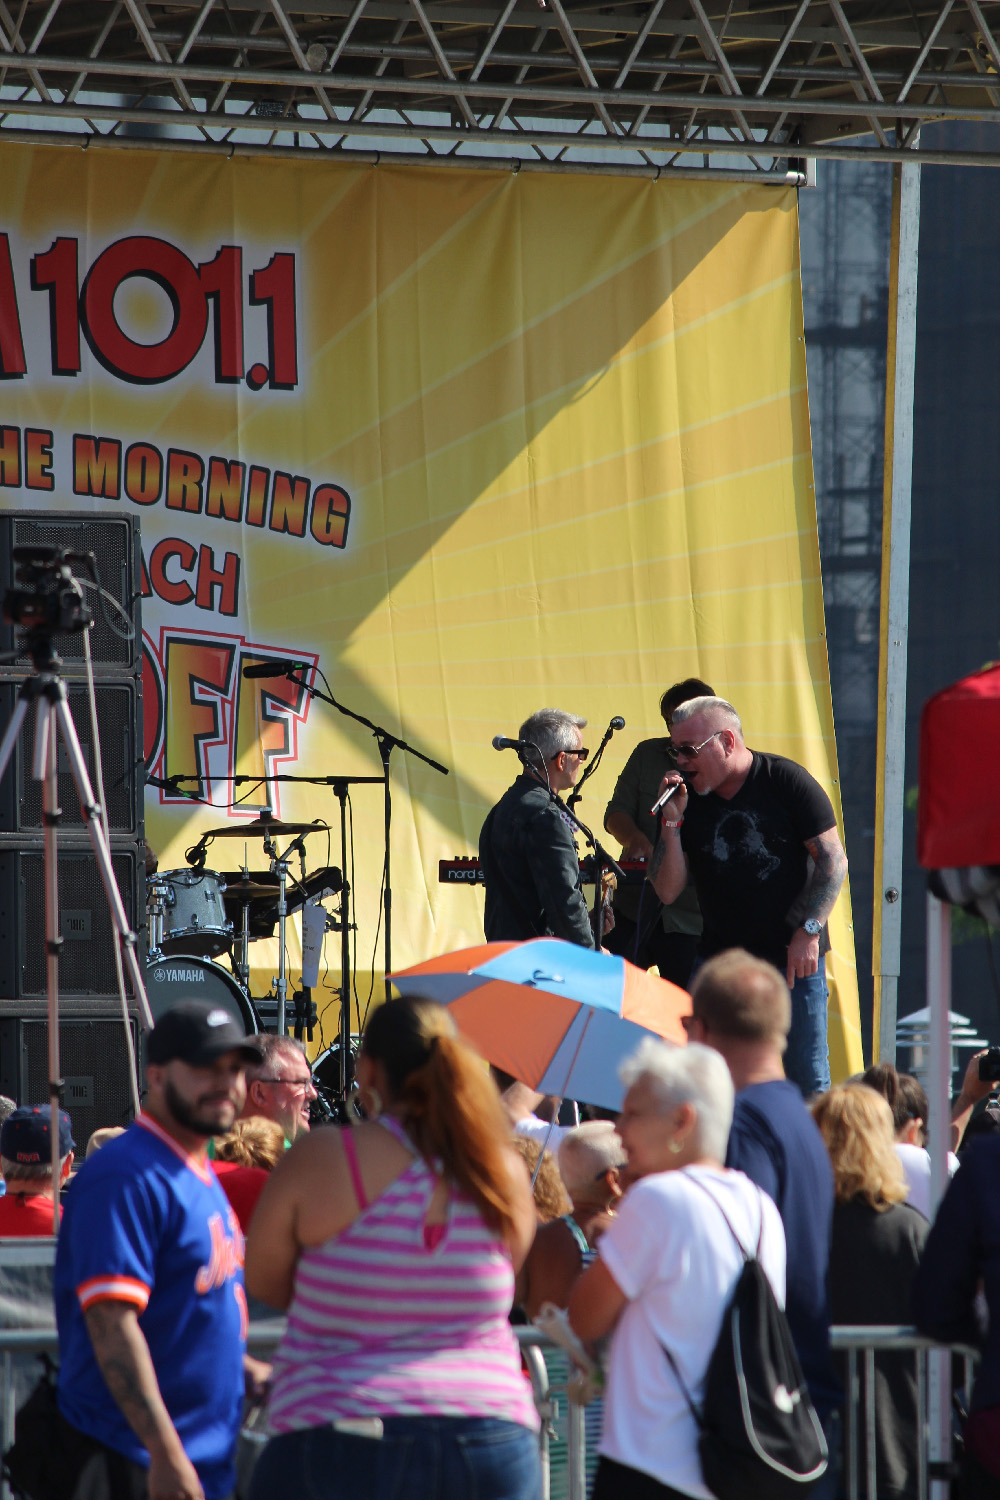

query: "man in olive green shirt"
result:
(603, 678), (712, 987)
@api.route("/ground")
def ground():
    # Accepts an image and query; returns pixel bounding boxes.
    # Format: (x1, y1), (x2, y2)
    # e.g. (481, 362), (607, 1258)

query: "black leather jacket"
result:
(478, 774), (594, 948)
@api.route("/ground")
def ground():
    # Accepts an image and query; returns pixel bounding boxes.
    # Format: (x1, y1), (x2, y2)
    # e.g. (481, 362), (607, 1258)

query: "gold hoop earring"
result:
(668, 1138), (683, 1155)
(362, 1086), (383, 1120)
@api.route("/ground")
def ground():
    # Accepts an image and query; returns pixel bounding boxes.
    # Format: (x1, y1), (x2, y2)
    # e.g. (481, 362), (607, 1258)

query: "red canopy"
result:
(918, 663), (1000, 869)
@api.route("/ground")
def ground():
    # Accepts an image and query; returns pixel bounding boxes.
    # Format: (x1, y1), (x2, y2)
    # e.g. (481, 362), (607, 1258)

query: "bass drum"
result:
(145, 955), (258, 1036)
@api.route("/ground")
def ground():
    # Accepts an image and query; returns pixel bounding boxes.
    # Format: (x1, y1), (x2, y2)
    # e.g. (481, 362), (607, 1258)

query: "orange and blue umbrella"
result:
(389, 938), (690, 1111)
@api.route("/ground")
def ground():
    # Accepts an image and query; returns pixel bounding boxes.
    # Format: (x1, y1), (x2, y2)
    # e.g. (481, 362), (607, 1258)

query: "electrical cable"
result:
(82, 625), (141, 1116)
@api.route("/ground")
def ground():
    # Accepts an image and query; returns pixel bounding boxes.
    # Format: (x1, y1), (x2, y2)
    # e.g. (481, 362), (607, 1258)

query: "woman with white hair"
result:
(568, 1039), (786, 1500)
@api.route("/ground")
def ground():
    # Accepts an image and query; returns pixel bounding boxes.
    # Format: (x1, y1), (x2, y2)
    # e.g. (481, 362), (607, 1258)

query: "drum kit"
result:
(144, 810), (342, 1046)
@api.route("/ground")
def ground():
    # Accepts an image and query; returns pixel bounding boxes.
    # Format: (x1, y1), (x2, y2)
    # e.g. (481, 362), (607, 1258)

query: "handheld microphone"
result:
(610, 716), (625, 731)
(243, 659), (310, 679)
(650, 776), (688, 817)
(492, 735), (530, 751)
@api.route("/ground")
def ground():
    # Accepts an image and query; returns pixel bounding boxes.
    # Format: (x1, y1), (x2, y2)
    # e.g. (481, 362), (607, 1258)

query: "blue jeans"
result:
(783, 966), (831, 1098)
(248, 1417), (542, 1500)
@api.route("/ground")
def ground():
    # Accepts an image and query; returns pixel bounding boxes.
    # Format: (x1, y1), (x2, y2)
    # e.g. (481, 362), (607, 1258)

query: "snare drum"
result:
(150, 869), (233, 959)
(145, 954), (258, 1035)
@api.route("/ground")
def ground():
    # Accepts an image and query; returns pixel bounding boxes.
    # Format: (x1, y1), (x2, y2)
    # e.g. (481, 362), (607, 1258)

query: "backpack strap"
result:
(660, 1341), (705, 1431)
(657, 1172), (766, 1426)
(680, 1168), (765, 1265)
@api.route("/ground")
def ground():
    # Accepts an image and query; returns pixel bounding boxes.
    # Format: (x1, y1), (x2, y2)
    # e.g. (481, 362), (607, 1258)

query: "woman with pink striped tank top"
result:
(246, 995), (541, 1500)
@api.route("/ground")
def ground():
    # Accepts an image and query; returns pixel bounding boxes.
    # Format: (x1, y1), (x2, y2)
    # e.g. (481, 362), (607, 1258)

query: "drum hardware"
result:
(263, 829), (294, 1036)
(311, 1037), (362, 1124)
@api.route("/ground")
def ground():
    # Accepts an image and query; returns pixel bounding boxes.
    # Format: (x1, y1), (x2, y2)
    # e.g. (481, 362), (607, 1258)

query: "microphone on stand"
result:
(185, 838), (208, 870)
(492, 735), (531, 751)
(610, 716), (626, 731)
(145, 772), (185, 792)
(242, 659), (311, 679)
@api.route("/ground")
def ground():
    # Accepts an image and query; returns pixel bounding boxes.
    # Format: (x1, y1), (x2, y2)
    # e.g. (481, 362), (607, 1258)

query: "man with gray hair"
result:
(479, 707), (595, 947)
(648, 695), (847, 1097)
(240, 1034), (316, 1143)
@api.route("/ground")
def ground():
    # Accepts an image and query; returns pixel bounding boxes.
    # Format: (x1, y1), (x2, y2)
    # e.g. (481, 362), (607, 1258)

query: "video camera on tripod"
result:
(3, 544), (94, 642)
(0, 538), (152, 1226)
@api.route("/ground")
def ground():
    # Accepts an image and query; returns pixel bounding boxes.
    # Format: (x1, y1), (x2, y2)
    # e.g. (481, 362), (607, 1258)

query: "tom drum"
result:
(151, 869), (233, 959)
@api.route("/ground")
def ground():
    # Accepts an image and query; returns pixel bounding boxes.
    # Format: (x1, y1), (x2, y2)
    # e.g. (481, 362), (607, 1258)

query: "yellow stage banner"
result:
(0, 141), (862, 1077)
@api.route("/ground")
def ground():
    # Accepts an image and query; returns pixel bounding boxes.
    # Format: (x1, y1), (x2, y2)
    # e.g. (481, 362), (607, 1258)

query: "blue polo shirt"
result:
(726, 1079), (841, 1418)
(54, 1114), (247, 1499)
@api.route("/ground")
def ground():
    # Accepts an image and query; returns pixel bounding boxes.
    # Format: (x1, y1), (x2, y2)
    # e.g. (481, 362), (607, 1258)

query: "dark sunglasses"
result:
(558, 747), (589, 762)
(668, 731), (721, 762)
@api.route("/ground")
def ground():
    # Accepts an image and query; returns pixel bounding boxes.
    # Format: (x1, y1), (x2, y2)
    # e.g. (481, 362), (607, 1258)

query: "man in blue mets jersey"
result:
(54, 1000), (263, 1500)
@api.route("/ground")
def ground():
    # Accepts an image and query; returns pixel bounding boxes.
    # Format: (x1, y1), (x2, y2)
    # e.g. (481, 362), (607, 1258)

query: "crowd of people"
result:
(0, 683), (997, 1499)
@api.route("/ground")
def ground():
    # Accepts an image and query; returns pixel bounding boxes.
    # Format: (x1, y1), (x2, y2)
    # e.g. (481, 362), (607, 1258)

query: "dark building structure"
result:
(801, 128), (1000, 1060)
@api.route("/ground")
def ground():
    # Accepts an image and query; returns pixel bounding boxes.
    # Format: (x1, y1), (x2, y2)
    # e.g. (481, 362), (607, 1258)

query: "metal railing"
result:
(832, 1326), (979, 1500)
(0, 1323), (979, 1500)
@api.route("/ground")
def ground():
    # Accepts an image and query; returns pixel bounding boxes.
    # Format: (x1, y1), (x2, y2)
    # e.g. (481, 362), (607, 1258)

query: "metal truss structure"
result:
(3, 1), (1000, 177)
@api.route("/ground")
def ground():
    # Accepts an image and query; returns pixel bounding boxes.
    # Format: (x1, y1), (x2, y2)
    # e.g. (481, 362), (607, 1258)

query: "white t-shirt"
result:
(895, 1142), (959, 1220)
(598, 1164), (787, 1498)
(513, 1116), (570, 1152)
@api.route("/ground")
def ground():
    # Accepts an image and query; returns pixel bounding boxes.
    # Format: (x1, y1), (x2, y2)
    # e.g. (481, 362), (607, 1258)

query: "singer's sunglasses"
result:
(669, 731), (722, 762)
(560, 747), (589, 761)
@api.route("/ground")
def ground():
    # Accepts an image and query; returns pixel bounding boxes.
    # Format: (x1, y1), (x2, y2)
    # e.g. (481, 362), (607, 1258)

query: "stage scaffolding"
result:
(3, 2), (1000, 174)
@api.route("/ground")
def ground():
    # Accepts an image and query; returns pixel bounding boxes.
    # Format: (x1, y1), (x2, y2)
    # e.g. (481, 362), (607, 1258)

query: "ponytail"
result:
(362, 996), (521, 1246)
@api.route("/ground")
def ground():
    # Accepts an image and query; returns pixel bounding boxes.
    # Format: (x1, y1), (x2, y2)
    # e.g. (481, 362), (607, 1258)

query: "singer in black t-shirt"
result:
(648, 696), (847, 1096)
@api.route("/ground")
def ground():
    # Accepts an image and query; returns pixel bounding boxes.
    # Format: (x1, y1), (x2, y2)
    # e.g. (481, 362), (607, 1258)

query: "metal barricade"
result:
(832, 1325), (979, 1500)
(0, 1322), (981, 1500)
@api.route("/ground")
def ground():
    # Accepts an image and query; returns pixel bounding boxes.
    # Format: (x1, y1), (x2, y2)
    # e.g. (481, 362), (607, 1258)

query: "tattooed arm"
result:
(84, 1300), (204, 1500)
(785, 827), (848, 987)
(646, 773), (689, 905)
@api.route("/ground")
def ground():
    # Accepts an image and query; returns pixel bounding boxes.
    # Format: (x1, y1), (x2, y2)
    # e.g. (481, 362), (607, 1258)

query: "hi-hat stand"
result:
(0, 632), (153, 1231)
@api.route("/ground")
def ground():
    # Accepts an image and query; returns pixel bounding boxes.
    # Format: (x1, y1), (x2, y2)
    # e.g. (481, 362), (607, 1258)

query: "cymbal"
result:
(204, 815), (329, 839)
(223, 879), (279, 902)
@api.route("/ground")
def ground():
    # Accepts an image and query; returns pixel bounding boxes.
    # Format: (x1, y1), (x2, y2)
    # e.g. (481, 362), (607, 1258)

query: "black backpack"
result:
(661, 1174), (829, 1500)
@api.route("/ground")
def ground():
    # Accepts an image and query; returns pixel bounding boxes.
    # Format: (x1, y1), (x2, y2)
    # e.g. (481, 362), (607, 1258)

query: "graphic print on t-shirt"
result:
(709, 811), (782, 878)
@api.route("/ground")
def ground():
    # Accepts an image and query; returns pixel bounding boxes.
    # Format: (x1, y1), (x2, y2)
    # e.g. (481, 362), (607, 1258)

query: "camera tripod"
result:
(0, 628), (153, 1230)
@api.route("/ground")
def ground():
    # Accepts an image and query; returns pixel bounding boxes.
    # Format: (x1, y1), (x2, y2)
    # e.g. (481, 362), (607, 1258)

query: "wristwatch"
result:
(801, 918), (822, 937)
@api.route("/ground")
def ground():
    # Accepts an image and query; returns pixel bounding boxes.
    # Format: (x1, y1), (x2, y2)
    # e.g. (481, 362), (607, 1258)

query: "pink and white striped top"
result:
(266, 1117), (539, 1433)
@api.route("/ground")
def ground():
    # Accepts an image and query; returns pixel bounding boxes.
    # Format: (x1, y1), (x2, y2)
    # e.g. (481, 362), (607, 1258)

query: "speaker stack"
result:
(0, 510), (144, 1148)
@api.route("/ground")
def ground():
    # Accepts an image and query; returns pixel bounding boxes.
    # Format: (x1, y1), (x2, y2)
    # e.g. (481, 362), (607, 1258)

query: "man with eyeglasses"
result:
(479, 707), (596, 948)
(648, 696), (847, 1096)
(240, 1036), (318, 1144)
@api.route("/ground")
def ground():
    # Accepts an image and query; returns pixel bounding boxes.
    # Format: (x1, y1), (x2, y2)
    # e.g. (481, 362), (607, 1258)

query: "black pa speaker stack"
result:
(0, 510), (144, 1147)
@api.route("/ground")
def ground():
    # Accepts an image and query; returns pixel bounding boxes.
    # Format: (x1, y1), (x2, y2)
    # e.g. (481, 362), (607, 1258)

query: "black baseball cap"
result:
(147, 1000), (262, 1067)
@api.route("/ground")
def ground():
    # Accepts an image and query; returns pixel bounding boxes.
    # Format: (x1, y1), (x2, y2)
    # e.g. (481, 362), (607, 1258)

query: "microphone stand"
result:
(566, 722), (618, 812)
(282, 673), (449, 1003)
